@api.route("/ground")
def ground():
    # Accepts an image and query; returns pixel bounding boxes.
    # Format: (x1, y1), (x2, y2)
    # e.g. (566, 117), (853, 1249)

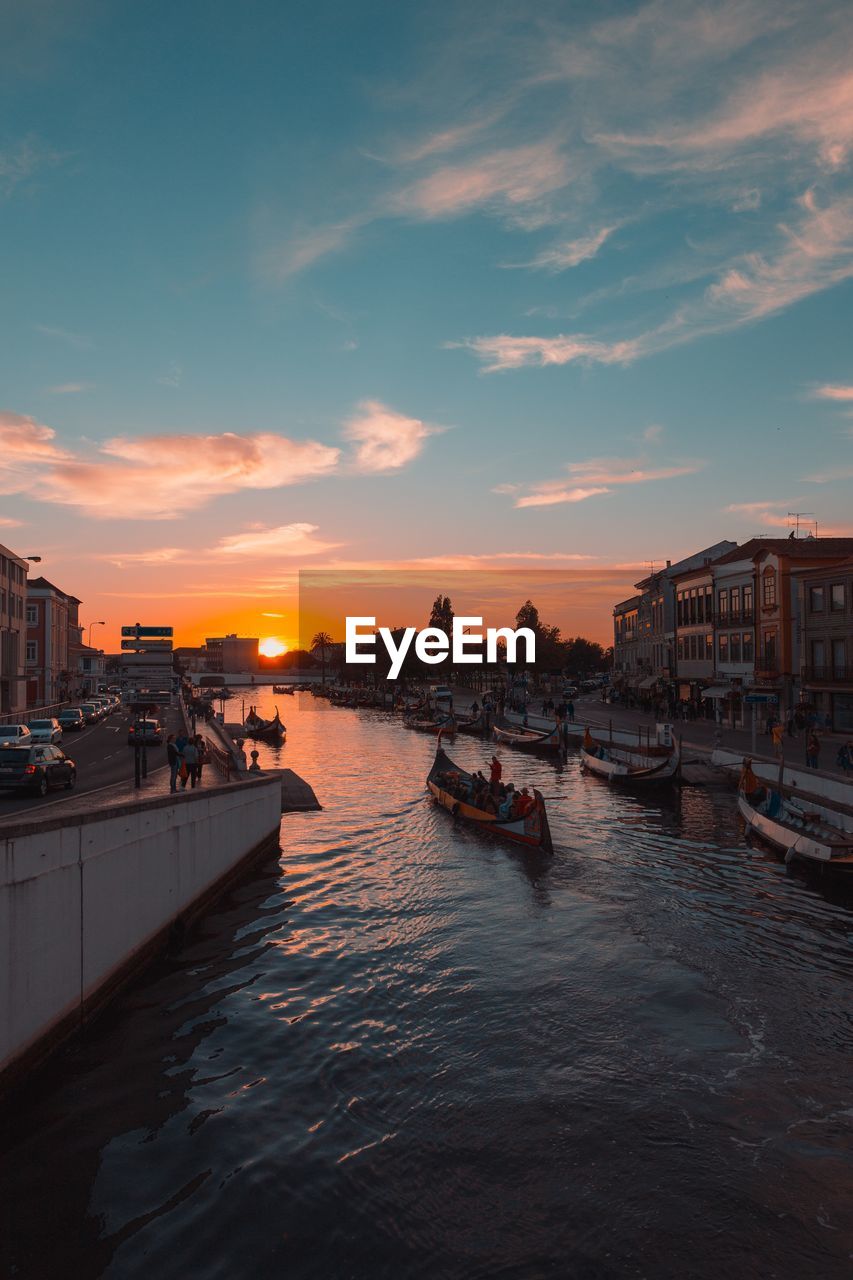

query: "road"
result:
(0, 705), (178, 820)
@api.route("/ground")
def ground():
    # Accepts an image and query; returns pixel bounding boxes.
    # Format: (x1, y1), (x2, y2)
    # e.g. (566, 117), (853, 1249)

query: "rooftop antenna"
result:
(644, 560), (658, 575)
(787, 512), (817, 539)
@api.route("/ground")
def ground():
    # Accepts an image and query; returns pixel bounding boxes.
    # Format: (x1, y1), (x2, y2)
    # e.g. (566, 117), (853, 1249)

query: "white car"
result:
(0, 723), (32, 746)
(429, 685), (454, 704)
(28, 717), (63, 744)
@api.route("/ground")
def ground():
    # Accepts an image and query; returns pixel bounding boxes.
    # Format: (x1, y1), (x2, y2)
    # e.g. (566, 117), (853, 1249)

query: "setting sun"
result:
(259, 637), (287, 658)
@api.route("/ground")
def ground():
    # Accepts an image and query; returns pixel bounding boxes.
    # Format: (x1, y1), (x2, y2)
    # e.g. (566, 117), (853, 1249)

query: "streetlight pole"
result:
(88, 621), (106, 647)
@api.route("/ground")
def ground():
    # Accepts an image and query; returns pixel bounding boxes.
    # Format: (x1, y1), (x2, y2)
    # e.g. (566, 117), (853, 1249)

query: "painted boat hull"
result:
(581, 739), (679, 783)
(427, 747), (553, 855)
(738, 793), (853, 869)
(493, 722), (563, 752)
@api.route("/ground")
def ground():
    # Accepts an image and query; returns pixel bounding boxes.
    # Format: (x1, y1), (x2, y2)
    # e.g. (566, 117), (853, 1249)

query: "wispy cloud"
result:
(0, 135), (66, 200)
(392, 141), (570, 221)
(156, 362), (182, 388)
(725, 499), (796, 527)
(344, 399), (445, 472)
(215, 523), (342, 557)
(47, 382), (94, 395)
(509, 454), (704, 508)
(811, 383), (853, 401)
(503, 225), (617, 273)
(35, 324), (93, 351)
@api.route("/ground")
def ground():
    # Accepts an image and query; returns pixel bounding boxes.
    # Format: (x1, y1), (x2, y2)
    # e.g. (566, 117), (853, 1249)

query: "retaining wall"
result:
(0, 774), (282, 1093)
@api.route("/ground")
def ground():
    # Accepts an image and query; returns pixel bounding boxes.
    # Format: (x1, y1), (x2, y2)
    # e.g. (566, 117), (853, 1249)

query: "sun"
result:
(259, 637), (287, 658)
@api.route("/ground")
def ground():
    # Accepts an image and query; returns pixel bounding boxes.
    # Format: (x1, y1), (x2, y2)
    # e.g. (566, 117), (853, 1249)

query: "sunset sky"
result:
(2, 0), (853, 649)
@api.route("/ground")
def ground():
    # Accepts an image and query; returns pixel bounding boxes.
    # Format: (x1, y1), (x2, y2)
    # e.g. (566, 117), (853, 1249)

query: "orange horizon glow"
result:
(259, 637), (288, 658)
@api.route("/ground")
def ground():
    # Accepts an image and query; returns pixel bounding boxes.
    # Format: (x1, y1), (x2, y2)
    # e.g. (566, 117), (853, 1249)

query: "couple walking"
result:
(167, 732), (208, 792)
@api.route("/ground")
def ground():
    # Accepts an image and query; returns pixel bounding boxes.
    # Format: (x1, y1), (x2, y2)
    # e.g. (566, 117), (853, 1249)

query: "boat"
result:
(272, 685), (295, 695)
(492, 719), (564, 752)
(456, 711), (486, 734)
(738, 763), (853, 871)
(427, 746), (553, 855)
(580, 726), (679, 783)
(243, 707), (286, 741)
(404, 712), (456, 736)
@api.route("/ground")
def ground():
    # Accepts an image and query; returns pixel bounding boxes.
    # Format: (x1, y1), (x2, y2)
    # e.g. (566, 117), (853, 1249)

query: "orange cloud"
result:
(510, 455), (704, 508)
(344, 399), (444, 472)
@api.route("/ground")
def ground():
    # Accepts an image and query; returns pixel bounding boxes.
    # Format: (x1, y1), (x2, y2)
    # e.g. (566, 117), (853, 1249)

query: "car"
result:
(28, 718), (63, 744)
(58, 708), (86, 732)
(89, 698), (111, 718)
(0, 744), (76, 796)
(78, 703), (101, 724)
(0, 723), (32, 746)
(429, 685), (454, 704)
(561, 686), (578, 699)
(127, 718), (163, 746)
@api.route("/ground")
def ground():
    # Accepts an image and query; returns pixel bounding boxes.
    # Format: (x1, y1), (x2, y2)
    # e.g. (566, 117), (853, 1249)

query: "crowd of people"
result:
(166, 732), (209, 792)
(434, 754), (536, 821)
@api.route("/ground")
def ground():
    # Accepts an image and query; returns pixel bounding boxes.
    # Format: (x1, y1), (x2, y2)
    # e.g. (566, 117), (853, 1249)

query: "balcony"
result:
(803, 665), (853, 686)
(716, 610), (754, 626)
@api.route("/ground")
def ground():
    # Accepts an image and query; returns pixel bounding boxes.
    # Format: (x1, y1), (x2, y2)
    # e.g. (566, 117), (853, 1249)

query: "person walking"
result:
(805, 730), (820, 769)
(567, 699), (575, 723)
(194, 734), (208, 783)
(771, 721), (784, 759)
(166, 733), (180, 792)
(181, 737), (200, 788)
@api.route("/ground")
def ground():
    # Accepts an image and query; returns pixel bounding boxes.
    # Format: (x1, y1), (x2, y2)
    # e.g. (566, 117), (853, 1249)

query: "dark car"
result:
(0, 744), (77, 796)
(127, 718), (163, 746)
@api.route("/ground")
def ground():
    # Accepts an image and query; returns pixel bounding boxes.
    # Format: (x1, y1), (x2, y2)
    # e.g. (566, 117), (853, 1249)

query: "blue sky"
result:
(2, 0), (853, 644)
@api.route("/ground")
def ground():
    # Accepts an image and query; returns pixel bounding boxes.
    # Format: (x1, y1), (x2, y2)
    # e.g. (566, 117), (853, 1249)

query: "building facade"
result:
(25, 577), (71, 706)
(798, 558), (853, 732)
(0, 543), (29, 717)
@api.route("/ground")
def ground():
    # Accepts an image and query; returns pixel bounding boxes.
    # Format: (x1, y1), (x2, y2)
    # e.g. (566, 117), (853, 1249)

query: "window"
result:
(811, 639), (825, 668)
(832, 639), (846, 676)
(718, 589), (729, 619)
(718, 634), (729, 663)
(26, 641), (37, 663)
(809, 585), (825, 613)
(677, 637), (684, 660)
(762, 569), (777, 608)
(744, 585), (753, 619)
(26, 604), (37, 624)
(743, 632), (754, 661)
(705, 585), (714, 619)
(763, 630), (777, 662)
(705, 633), (713, 660)
(731, 586), (740, 617)
(831, 583), (846, 612)
(730, 633), (741, 663)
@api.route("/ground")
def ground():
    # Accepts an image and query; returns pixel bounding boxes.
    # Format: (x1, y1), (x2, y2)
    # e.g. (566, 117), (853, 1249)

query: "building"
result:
(612, 596), (641, 681)
(798, 558), (853, 732)
(0, 542), (29, 717)
(673, 562), (716, 707)
(25, 577), (70, 707)
(204, 634), (259, 673)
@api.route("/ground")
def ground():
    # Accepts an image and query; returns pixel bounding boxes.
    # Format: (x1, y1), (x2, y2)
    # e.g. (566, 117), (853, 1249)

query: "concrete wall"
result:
(0, 775), (282, 1090)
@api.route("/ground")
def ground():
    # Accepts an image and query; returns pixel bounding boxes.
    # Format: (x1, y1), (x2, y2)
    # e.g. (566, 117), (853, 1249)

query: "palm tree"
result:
(311, 631), (334, 687)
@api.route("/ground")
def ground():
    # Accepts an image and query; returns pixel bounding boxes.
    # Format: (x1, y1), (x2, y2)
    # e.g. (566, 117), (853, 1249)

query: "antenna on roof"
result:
(787, 512), (817, 539)
(644, 560), (658, 575)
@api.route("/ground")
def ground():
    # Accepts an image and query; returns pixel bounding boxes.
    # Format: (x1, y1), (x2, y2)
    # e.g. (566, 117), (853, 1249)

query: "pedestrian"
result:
(181, 737), (200, 788)
(805, 730), (820, 769)
(836, 741), (853, 773)
(166, 733), (180, 792)
(771, 722), (784, 758)
(567, 699), (575, 723)
(194, 734), (208, 783)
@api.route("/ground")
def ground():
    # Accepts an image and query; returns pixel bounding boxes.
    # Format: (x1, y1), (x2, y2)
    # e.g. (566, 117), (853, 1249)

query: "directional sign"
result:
(121, 625), (173, 637)
(745, 693), (778, 703)
(121, 638), (173, 650)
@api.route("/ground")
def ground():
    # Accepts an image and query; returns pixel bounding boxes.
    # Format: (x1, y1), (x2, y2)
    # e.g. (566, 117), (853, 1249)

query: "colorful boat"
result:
(427, 747), (553, 855)
(580, 728), (679, 783)
(243, 708), (286, 741)
(493, 720), (564, 752)
(405, 712), (456, 737)
(738, 773), (853, 871)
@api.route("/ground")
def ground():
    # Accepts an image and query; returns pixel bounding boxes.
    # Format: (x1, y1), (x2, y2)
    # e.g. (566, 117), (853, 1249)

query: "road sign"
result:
(121, 638), (174, 650)
(745, 693), (778, 703)
(121, 625), (173, 637)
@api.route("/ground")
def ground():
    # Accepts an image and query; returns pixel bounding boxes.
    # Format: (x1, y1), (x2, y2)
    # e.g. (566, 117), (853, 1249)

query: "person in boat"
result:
(497, 784), (515, 819)
(583, 727), (595, 751)
(515, 787), (535, 818)
(739, 758), (764, 803)
(490, 755), (502, 795)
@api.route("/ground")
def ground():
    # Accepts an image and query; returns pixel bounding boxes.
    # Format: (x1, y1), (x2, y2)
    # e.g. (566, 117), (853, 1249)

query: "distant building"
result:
(25, 577), (70, 706)
(797, 557), (853, 732)
(204, 634), (259, 672)
(0, 542), (29, 717)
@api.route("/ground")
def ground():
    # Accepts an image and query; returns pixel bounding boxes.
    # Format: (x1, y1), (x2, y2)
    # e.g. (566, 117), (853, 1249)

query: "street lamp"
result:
(88, 621), (106, 646)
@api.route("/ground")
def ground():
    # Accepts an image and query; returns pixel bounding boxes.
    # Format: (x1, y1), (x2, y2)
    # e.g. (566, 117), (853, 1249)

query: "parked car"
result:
(429, 685), (454, 704)
(562, 686), (578, 699)
(78, 703), (101, 724)
(0, 744), (76, 796)
(0, 724), (32, 746)
(28, 717), (63, 744)
(58, 708), (86, 732)
(127, 718), (163, 746)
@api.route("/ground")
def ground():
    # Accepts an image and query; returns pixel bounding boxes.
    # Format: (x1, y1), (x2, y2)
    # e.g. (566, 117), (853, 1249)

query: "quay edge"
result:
(0, 773), (292, 1101)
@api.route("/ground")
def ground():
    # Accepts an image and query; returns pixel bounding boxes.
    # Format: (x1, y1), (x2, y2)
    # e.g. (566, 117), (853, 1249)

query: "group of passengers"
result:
(435, 767), (535, 821)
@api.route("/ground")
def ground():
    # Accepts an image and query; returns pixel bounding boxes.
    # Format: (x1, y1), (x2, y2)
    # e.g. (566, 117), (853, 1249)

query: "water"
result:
(4, 692), (853, 1278)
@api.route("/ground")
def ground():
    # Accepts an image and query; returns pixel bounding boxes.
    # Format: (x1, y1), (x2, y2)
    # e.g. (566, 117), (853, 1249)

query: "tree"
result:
(429, 594), (454, 631)
(311, 631), (334, 686)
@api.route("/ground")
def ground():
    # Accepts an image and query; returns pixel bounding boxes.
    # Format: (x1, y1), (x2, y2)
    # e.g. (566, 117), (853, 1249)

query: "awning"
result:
(638, 676), (658, 690)
(701, 686), (733, 699)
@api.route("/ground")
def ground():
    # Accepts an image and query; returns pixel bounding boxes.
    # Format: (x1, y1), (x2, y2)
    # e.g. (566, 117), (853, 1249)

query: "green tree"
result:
(429, 594), (454, 631)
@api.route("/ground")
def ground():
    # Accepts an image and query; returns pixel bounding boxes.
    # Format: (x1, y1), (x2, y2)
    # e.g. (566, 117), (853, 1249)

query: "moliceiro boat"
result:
(272, 685), (295, 695)
(738, 760), (853, 871)
(427, 747), (553, 854)
(243, 707), (286, 741)
(405, 712), (456, 736)
(493, 719), (564, 753)
(581, 723), (679, 783)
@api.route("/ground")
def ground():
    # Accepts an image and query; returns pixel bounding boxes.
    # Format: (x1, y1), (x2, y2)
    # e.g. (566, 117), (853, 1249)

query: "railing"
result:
(0, 706), (70, 727)
(716, 611), (755, 626)
(204, 738), (233, 780)
(802, 665), (853, 684)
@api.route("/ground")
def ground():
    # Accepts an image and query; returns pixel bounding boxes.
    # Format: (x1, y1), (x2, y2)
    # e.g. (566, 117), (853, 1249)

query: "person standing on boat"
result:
(490, 755), (502, 796)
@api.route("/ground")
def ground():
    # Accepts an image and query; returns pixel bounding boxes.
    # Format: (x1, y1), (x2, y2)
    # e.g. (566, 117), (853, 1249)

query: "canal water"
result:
(4, 693), (853, 1279)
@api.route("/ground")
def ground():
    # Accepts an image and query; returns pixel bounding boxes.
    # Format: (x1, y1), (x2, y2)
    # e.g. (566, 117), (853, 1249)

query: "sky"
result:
(2, 0), (853, 649)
